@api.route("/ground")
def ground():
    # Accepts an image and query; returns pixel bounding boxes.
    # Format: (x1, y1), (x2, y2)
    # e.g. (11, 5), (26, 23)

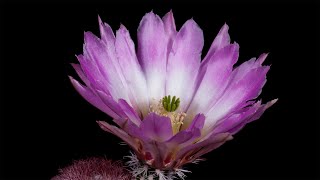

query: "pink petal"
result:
(167, 114), (205, 145)
(98, 16), (115, 45)
(71, 63), (90, 87)
(185, 44), (239, 127)
(118, 99), (141, 126)
(76, 54), (110, 94)
(201, 23), (231, 68)
(162, 10), (177, 59)
(204, 55), (270, 130)
(165, 19), (204, 111)
(139, 113), (173, 142)
(176, 133), (232, 163)
(137, 11), (168, 101)
(83, 31), (130, 103)
(215, 99), (277, 135)
(212, 101), (262, 134)
(69, 77), (119, 119)
(115, 25), (149, 116)
(97, 121), (138, 151)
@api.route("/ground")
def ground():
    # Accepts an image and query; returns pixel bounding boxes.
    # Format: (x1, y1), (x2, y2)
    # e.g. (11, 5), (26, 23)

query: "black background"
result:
(0, 1), (319, 180)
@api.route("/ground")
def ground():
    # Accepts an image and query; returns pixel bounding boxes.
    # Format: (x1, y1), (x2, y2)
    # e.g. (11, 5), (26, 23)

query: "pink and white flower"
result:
(69, 10), (277, 179)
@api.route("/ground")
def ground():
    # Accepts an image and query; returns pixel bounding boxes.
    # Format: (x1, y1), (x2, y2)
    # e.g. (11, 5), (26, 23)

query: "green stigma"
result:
(162, 95), (180, 112)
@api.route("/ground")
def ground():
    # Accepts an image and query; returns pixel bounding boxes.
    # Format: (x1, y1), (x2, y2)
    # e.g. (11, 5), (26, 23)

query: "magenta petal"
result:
(186, 113), (205, 131)
(247, 99), (278, 123)
(137, 11), (168, 101)
(201, 23), (231, 68)
(76, 54), (110, 94)
(98, 16), (115, 45)
(97, 121), (138, 151)
(115, 25), (149, 116)
(212, 101), (262, 134)
(140, 113), (173, 142)
(118, 99), (141, 126)
(205, 65), (270, 130)
(162, 10), (176, 38)
(176, 133), (232, 162)
(166, 131), (194, 145)
(162, 10), (177, 59)
(84, 31), (131, 102)
(166, 19), (204, 111)
(188, 134), (233, 160)
(69, 77), (119, 119)
(224, 100), (277, 135)
(186, 43), (239, 126)
(95, 90), (125, 116)
(167, 114), (205, 144)
(71, 63), (91, 87)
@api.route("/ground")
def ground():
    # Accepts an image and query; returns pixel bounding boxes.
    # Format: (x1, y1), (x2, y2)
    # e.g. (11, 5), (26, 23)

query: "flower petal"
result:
(162, 10), (177, 59)
(137, 12), (168, 101)
(162, 10), (176, 39)
(204, 57), (270, 130)
(76, 54), (110, 94)
(167, 114), (205, 144)
(115, 25), (149, 116)
(98, 16), (115, 45)
(225, 99), (278, 134)
(69, 77), (119, 119)
(166, 19), (204, 111)
(201, 23), (230, 68)
(71, 63), (90, 86)
(95, 90), (126, 116)
(185, 44), (239, 127)
(139, 113), (173, 142)
(118, 99), (141, 126)
(212, 101), (262, 134)
(176, 133), (232, 165)
(97, 121), (138, 151)
(84, 31), (130, 103)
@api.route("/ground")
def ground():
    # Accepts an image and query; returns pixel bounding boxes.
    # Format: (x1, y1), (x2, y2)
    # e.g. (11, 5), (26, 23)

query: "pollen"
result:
(149, 96), (186, 134)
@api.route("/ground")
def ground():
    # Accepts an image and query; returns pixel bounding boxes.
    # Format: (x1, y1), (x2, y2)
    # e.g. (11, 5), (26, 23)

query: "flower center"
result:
(149, 95), (186, 134)
(162, 95), (180, 112)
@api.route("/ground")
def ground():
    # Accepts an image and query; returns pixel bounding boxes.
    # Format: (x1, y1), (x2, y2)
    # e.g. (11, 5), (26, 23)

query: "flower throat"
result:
(149, 95), (186, 134)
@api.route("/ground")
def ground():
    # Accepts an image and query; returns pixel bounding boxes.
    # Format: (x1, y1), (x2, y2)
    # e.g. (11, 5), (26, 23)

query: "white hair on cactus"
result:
(124, 152), (191, 180)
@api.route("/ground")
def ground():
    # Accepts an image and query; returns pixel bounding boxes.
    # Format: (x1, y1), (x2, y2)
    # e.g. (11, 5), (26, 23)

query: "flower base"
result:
(125, 152), (192, 180)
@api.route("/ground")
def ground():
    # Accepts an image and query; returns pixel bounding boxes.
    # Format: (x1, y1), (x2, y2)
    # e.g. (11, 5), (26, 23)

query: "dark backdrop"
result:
(0, 1), (319, 180)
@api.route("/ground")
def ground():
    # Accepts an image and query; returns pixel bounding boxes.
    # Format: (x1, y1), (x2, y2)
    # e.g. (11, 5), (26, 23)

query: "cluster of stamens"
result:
(149, 95), (186, 134)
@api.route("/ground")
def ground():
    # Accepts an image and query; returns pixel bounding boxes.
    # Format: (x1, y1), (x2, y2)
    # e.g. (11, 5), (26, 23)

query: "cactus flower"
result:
(69, 10), (277, 179)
